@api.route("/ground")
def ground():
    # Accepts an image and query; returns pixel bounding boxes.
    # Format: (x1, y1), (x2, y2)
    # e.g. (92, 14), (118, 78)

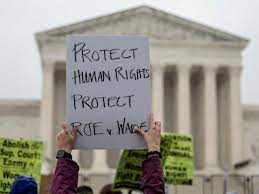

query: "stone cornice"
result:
(0, 99), (40, 117)
(35, 5), (249, 53)
(0, 99), (40, 107)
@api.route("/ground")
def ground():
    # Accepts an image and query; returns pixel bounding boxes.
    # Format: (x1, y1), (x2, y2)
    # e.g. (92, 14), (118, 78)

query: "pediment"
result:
(36, 6), (248, 47)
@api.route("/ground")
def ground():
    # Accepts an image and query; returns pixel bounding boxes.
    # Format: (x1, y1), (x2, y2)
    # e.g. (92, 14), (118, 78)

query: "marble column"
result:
(176, 65), (191, 134)
(91, 150), (110, 173)
(229, 66), (243, 164)
(40, 62), (54, 174)
(152, 66), (164, 125)
(203, 66), (220, 172)
(72, 151), (80, 165)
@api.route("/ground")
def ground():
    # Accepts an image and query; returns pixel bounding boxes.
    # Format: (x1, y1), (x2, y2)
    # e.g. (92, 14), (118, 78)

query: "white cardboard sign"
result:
(66, 35), (151, 149)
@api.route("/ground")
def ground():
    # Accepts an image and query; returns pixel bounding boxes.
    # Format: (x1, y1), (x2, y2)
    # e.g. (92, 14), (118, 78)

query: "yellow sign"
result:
(113, 132), (194, 191)
(163, 133), (193, 184)
(0, 138), (43, 193)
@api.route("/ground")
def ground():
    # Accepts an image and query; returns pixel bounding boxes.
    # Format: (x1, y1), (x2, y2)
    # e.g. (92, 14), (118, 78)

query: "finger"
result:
(69, 126), (77, 138)
(155, 121), (161, 131)
(72, 124), (79, 134)
(56, 134), (61, 141)
(73, 124), (79, 131)
(60, 131), (66, 137)
(149, 113), (155, 129)
(57, 131), (62, 138)
(63, 129), (69, 135)
(134, 127), (145, 137)
(71, 126), (77, 136)
(61, 123), (67, 130)
(63, 125), (71, 137)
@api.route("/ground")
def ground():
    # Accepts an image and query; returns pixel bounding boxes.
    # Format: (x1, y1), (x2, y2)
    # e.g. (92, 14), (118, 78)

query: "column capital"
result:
(229, 66), (242, 77)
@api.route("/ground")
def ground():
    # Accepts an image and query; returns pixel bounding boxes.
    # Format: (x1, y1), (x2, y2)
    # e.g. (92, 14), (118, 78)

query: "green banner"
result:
(113, 132), (194, 191)
(163, 133), (193, 185)
(0, 138), (43, 194)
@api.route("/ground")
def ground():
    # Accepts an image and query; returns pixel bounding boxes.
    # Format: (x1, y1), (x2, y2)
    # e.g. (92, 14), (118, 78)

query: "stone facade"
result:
(35, 5), (251, 193)
(0, 5), (259, 194)
(0, 99), (40, 139)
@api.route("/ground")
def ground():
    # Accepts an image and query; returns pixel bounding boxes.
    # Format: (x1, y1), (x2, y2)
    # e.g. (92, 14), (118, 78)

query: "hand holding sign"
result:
(56, 123), (77, 153)
(135, 114), (161, 152)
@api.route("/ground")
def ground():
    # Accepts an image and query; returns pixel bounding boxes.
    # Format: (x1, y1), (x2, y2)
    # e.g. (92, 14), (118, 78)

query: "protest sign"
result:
(0, 138), (43, 194)
(113, 132), (194, 191)
(66, 35), (151, 149)
(163, 133), (193, 185)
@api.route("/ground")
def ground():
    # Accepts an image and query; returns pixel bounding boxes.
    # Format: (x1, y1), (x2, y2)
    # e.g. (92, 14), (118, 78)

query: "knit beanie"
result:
(10, 175), (37, 194)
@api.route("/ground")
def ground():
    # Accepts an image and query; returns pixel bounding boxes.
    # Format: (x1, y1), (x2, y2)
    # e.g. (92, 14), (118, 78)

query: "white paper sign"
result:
(66, 35), (151, 149)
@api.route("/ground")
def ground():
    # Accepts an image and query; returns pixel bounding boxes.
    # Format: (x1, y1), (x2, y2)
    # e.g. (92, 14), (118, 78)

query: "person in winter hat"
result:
(10, 175), (37, 194)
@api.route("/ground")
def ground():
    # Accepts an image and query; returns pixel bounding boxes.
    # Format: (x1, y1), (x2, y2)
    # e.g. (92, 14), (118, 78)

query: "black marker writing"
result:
(117, 117), (146, 135)
(72, 42), (139, 63)
(72, 94), (134, 110)
(106, 129), (113, 135)
(72, 69), (111, 85)
(70, 121), (103, 136)
(115, 67), (150, 81)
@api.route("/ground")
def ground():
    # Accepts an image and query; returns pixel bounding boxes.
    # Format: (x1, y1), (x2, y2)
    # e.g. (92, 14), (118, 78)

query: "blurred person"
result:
(10, 175), (37, 194)
(51, 113), (165, 194)
(77, 185), (93, 194)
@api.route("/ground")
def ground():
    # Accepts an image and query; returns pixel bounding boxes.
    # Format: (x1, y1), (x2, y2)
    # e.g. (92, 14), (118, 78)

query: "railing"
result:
(251, 175), (259, 194)
(40, 174), (259, 194)
(167, 175), (259, 194)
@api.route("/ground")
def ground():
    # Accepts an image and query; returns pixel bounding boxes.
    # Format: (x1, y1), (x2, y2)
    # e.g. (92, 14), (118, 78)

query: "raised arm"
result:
(51, 123), (79, 194)
(135, 114), (165, 194)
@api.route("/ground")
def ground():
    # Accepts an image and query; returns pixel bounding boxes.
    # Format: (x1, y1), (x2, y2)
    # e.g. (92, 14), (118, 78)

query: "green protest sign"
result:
(163, 133), (193, 185)
(113, 132), (194, 191)
(0, 138), (43, 194)
(113, 150), (146, 190)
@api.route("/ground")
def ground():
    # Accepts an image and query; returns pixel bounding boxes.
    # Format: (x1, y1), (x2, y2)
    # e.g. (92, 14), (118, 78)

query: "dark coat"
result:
(51, 158), (79, 194)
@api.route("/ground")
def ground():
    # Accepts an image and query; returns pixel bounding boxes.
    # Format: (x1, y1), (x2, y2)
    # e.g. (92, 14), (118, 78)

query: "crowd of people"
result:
(9, 114), (165, 194)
